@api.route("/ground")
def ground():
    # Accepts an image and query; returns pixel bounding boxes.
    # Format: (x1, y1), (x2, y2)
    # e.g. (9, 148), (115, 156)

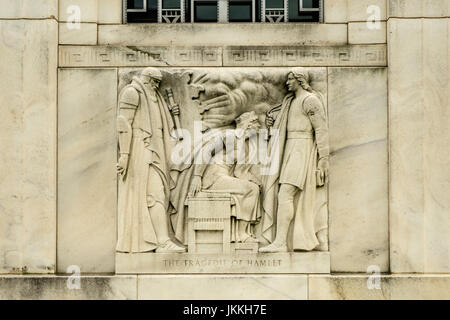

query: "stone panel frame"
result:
(56, 43), (388, 274)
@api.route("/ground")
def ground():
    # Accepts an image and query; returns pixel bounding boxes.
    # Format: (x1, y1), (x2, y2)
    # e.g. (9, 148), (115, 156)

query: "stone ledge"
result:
(97, 23), (348, 46)
(1, 275), (448, 300)
(309, 275), (450, 300)
(0, 275), (137, 300)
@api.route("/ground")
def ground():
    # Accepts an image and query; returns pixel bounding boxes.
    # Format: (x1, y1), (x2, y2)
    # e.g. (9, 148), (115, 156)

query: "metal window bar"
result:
(158, 0), (185, 23)
(262, 0), (287, 23)
(299, 0), (319, 11)
(123, 0), (323, 23)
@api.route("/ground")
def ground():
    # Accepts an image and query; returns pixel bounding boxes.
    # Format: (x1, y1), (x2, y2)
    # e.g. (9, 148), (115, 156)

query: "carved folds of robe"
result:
(116, 77), (176, 253)
(262, 92), (329, 251)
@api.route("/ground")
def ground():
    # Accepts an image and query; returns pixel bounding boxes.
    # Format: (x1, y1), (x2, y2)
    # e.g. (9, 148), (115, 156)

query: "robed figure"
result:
(116, 68), (185, 253)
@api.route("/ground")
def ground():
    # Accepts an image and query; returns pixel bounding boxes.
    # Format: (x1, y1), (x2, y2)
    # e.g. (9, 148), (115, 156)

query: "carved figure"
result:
(188, 112), (262, 243)
(260, 68), (329, 253)
(116, 67), (186, 253)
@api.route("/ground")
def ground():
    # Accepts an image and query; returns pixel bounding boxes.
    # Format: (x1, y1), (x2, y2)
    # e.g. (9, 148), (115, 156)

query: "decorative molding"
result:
(58, 45), (387, 67)
(223, 45), (387, 67)
(59, 46), (222, 67)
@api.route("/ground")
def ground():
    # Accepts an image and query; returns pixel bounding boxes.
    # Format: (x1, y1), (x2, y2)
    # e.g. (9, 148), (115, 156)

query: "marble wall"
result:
(389, 18), (450, 273)
(0, 19), (58, 274)
(0, 0), (449, 300)
(57, 69), (118, 273)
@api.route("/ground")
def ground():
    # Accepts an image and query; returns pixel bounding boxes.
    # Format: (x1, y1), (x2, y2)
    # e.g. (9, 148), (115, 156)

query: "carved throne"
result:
(185, 192), (258, 254)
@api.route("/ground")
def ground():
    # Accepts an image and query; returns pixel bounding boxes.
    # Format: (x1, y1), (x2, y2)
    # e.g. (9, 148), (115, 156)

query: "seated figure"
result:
(188, 112), (262, 243)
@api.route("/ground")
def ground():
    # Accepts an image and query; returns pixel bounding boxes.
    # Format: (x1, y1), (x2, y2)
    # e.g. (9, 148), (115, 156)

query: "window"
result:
(124, 0), (322, 23)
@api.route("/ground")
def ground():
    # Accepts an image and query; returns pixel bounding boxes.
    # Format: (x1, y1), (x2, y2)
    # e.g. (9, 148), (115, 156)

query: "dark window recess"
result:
(127, 0), (158, 23)
(194, 2), (218, 22)
(125, 0), (321, 23)
(290, 0), (319, 22)
(229, 1), (253, 22)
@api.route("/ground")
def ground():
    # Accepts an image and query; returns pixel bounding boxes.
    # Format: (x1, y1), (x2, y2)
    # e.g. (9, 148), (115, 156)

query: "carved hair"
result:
(290, 67), (313, 93)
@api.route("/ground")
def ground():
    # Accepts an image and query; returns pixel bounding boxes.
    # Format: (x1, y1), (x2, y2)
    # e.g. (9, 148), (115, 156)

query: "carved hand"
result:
(117, 154), (129, 178)
(189, 175), (202, 197)
(265, 115), (275, 127)
(317, 157), (329, 185)
(171, 104), (180, 116)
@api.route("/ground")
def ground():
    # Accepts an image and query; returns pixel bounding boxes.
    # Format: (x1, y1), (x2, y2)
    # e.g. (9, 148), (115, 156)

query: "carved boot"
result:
(155, 240), (186, 253)
(258, 242), (288, 253)
(315, 229), (329, 251)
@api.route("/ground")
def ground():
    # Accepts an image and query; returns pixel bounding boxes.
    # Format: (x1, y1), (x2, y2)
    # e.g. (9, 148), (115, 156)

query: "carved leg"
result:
(237, 220), (258, 243)
(259, 184), (298, 253)
(147, 166), (186, 253)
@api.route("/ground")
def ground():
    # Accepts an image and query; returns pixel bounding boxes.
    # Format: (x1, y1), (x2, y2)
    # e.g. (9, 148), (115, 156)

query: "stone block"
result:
(57, 69), (118, 273)
(324, 0), (348, 23)
(98, 0), (123, 24)
(0, 0), (58, 19)
(388, 18), (450, 273)
(348, 0), (387, 21)
(389, 0), (449, 17)
(59, 23), (97, 45)
(138, 275), (308, 300)
(0, 276), (136, 300)
(0, 20), (58, 274)
(328, 67), (389, 273)
(309, 275), (450, 300)
(60, 0), (98, 23)
(98, 23), (348, 46)
(349, 22), (387, 44)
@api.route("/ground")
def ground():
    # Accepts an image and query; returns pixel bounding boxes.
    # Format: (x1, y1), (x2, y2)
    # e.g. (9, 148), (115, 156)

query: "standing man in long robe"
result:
(259, 68), (329, 253)
(116, 67), (186, 253)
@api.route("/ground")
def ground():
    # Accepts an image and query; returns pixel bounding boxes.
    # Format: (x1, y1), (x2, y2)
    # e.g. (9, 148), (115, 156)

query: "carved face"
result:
(286, 73), (301, 92)
(149, 78), (161, 89)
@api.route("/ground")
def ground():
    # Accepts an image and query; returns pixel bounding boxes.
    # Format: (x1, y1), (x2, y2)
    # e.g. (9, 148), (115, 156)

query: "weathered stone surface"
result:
(349, 22), (387, 44)
(59, 23), (97, 45)
(98, 24), (348, 46)
(58, 45), (387, 67)
(57, 69), (118, 273)
(309, 275), (450, 300)
(0, 0), (58, 19)
(328, 67), (389, 273)
(324, 0), (348, 23)
(98, 0), (122, 24)
(0, 276), (136, 300)
(59, 46), (222, 67)
(116, 252), (330, 274)
(0, 20), (57, 274)
(348, 0), (387, 21)
(59, 0), (98, 23)
(389, 0), (449, 17)
(223, 45), (387, 67)
(138, 275), (307, 300)
(389, 18), (450, 273)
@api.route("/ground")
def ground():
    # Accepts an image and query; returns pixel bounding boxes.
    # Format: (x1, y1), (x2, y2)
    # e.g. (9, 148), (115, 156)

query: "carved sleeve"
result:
(304, 95), (330, 160)
(117, 87), (139, 155)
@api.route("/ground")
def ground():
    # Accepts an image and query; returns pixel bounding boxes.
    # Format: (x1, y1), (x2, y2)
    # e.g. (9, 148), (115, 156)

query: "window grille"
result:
(124, 0), (323, 23)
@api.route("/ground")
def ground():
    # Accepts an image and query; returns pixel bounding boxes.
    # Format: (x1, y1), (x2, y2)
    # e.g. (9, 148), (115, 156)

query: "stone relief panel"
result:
(115, 67), (330, 273)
